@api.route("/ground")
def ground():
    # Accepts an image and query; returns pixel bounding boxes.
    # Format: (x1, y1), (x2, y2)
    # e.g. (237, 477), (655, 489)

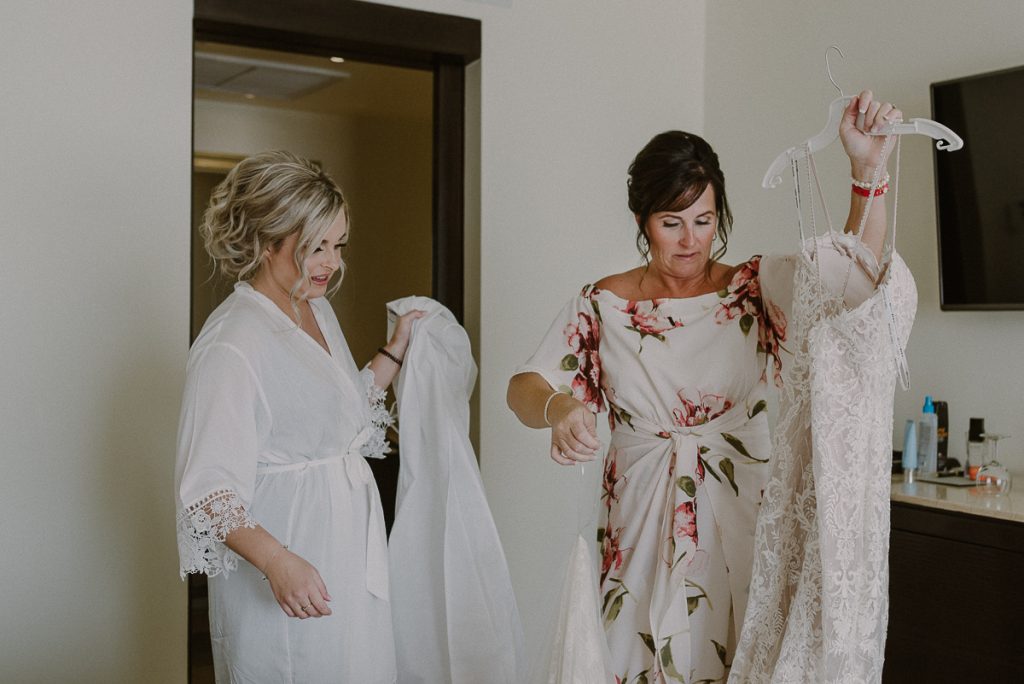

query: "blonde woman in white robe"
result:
(175, 151), (421, 683)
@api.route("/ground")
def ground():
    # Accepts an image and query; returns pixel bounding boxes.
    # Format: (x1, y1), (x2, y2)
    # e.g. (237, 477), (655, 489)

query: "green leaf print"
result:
(717, 288), (729, 298)
(596, 527), (605, 543)
(712, 639), (728, 666)
(700, 454), (722, 483)
(719, 457), (739, 496)
(603, 582), (630, 625)
(606, 592), (626, 624)
(638, 632), (657, 656)
(747, 399), (767, 419)
(633, 670), (650, 684)
(686, 578), (713, 615)
(698, 445), (710, 455)
(687, 595), (699, 615)
(560, 354), (579, 371)
(659, 638), (687, 683)
(592, 298), (603, 322)
(739, 313), (754, 336)
(721, 432), (768, 462)
(613, 406), (636, 431)
(676, 475), (697, 497)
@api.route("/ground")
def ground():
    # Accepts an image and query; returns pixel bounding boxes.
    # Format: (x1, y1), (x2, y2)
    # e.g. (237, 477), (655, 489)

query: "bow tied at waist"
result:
(257, 425), (389, 601)
(606, 401), (766, 652)
(612, 401), (757, 451)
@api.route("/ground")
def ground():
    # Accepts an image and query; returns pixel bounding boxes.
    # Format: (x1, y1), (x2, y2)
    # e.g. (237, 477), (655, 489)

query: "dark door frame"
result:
(189, 3), (480, 680)
(194, 0), (480, 321)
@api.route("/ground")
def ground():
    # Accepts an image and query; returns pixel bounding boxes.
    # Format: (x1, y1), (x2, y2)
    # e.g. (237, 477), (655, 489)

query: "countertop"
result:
(890, 474), (1024, 524)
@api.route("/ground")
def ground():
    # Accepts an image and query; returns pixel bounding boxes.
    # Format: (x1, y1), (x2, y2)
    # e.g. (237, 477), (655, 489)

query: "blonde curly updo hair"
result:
(201, 150), (348, 294)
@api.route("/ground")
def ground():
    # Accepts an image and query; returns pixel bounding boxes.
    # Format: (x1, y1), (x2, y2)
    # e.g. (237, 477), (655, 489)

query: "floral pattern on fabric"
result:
(558, 287), (606, 413)
(516, 256), (793, 684)
(359, 367), (394, 460)
(714, 256), (788, 387)
(616, 299), (685, 352)
(672, 388), (733, 428)
(176, 488), (256, 578)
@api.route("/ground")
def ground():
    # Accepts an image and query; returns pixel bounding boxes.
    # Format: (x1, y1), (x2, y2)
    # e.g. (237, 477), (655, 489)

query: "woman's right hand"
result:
(264, 549), (333, 619)
(547, 393), (601, 465)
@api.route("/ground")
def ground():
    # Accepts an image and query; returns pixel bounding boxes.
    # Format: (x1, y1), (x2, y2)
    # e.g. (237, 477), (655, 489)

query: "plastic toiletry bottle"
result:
(902, 419), (918, 483)
(917, 396), (938, 475)
(966, 417), (985, 480)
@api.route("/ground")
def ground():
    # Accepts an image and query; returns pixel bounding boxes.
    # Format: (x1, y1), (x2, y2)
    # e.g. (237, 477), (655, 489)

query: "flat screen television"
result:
(932, 65), (1024, 310)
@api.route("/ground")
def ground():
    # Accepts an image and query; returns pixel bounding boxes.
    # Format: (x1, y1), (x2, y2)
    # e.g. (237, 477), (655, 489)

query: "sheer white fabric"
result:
(730, 234), (917, 683)
(175, 282), (396, 683)
(386, 296), (525, 684)
(541, 534), (617, 684)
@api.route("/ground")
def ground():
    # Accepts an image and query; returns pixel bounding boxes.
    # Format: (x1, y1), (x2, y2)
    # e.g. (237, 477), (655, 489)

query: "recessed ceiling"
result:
(194, 51), (350, 100)
(193, 42), (432, 119)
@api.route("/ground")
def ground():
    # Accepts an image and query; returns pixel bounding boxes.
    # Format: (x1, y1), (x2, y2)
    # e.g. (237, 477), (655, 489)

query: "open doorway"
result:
(188, 2), (479, 680)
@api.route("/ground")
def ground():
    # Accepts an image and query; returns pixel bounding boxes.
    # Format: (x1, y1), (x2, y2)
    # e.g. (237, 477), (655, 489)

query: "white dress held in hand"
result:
(730, 233), (917, 684)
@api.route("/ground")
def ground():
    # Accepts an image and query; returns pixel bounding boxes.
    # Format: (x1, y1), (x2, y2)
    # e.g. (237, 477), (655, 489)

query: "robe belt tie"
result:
(607, 403), (755, 655)
(256, 426), (389, 601)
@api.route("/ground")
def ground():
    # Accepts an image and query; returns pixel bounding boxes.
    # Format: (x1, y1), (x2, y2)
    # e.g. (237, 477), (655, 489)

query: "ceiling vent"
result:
(194, 51), (349, 100)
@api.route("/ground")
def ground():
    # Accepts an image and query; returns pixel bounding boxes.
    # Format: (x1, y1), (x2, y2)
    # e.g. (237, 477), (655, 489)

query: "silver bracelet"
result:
(543, 391), (564, 427)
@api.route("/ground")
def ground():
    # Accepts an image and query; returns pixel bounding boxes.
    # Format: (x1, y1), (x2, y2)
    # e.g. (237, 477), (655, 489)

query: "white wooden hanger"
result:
(762, 47), (964, 189)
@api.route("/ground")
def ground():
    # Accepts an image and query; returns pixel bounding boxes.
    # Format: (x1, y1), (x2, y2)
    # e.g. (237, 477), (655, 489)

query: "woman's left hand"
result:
(840, 89), (903, 178)
(385, 310), (426, 360)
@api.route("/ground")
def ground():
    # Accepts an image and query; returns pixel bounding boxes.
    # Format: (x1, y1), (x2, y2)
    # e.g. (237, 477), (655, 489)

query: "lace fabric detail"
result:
(730, 242), (917, 684)
(176, 488), (257, 579)
(360, 367), (394, 460)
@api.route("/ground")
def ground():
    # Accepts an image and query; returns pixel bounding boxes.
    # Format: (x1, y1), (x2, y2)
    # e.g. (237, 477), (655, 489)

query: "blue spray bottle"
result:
(902, 419), (918, 483)
(917, 396), (939, 475)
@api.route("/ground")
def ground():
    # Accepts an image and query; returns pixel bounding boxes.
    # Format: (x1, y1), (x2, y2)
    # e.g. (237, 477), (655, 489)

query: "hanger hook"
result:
(825, 45), (845, 97)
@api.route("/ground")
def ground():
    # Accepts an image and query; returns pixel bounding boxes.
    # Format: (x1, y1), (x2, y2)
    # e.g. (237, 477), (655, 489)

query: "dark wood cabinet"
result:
(884, 501), (1024, 683)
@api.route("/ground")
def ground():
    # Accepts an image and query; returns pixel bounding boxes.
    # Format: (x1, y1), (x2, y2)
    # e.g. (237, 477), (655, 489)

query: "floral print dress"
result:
(516, 257), (789, 684)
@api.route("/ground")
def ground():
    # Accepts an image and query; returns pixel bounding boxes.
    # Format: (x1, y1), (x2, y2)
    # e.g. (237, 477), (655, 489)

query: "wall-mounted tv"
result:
(932, 65), (1024, 310)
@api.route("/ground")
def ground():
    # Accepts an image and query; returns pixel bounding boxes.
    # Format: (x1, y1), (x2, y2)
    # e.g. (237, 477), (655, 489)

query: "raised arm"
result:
(840, 90), (903, 263)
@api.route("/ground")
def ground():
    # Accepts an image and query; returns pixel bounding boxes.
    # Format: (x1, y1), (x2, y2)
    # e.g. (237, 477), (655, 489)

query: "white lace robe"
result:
(730, 234), (917, 683)
(175, 282), (396, 683)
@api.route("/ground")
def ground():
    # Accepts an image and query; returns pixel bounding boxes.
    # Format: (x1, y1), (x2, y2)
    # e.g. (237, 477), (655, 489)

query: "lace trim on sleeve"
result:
(176, 488), (257, 579)
(360, 367), (394, 460)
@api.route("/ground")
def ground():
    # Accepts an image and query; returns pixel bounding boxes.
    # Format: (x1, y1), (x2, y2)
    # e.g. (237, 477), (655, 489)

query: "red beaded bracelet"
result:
(851, 183), (889, 197)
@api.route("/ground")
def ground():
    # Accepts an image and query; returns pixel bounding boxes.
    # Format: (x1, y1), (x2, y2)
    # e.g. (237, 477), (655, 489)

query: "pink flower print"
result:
(561, 310), (605, 412)
(714, 256), (789, 387)
(673, 501), (698, 546)
(601, 525), (629, 584)
(602, 453), (625, 511)
(616, 299), (684, 351)
(758, 299), (788, 387)
(672, 388), (733, 427)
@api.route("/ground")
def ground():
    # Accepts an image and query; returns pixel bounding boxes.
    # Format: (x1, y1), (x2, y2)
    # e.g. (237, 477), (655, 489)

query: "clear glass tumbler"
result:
(976, 434), (1012, 495)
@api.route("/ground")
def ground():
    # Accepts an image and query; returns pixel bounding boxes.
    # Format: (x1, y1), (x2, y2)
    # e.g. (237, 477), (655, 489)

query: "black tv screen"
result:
(932, 65), (1024, 310)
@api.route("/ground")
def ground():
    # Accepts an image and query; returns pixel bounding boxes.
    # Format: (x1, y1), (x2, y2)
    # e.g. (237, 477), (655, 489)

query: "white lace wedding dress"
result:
(730, 162), (918, 682)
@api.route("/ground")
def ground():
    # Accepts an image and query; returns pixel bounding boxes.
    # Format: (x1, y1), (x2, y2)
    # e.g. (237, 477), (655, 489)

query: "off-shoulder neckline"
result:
(587, 256), (761, 303)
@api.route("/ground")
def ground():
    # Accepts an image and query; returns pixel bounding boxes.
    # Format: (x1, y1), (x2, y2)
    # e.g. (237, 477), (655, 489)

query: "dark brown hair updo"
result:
(627, 130), (733, 265)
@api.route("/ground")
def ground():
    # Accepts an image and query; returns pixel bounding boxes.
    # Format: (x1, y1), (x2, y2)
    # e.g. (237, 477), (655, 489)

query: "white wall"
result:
(0, 2), (191, 682)
(703, 0), (1024, 470)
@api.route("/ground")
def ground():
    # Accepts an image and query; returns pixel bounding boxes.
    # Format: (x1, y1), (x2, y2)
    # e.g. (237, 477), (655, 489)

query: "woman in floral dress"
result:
(508, 91), (901, 684)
